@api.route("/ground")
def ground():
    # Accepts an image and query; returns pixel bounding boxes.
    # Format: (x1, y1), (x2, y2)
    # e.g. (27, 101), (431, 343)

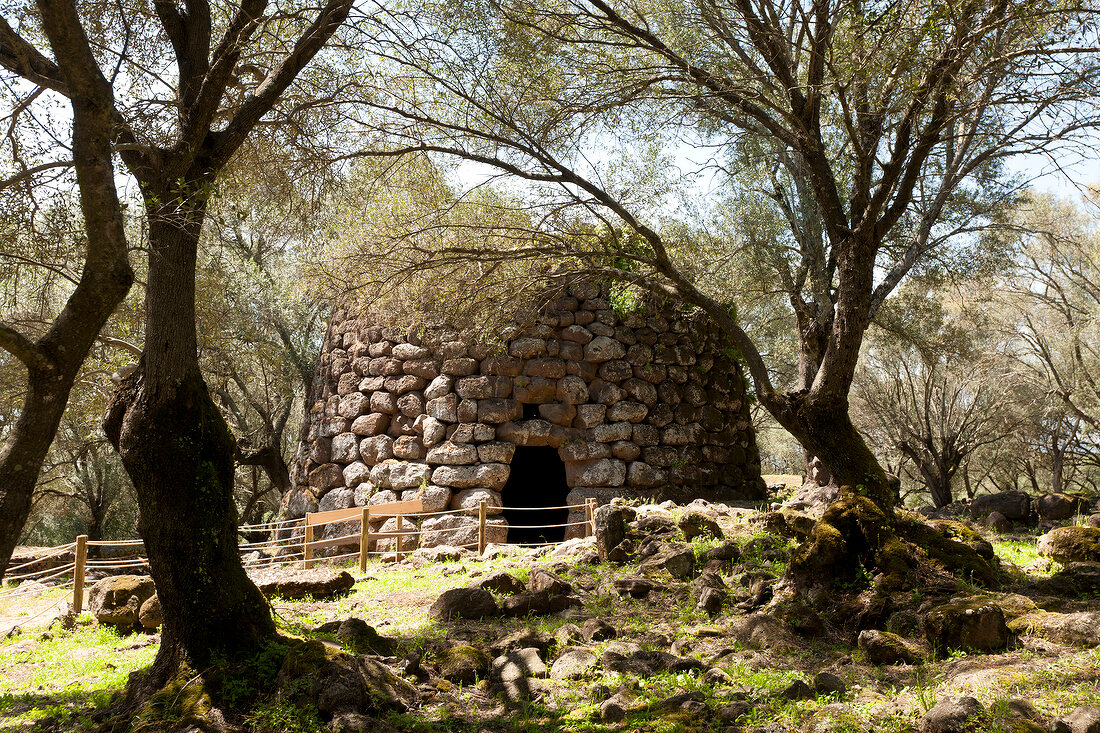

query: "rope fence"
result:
(3, 496), (600, 619)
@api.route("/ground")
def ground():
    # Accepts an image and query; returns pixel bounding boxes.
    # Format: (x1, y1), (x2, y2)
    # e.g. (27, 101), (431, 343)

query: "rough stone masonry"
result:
(286, 281), (765, 550)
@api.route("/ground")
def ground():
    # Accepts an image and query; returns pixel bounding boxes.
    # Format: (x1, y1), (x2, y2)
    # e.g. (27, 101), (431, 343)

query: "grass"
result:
(990, 536), (1044, 571)
(0, 619), (157, 731)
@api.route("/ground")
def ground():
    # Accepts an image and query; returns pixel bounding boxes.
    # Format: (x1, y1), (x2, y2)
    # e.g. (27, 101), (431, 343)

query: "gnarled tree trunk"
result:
(105, 195), (275, 693)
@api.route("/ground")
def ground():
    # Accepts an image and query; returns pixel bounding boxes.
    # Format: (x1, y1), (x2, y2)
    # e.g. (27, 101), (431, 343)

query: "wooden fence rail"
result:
(5, 497), (603, 618)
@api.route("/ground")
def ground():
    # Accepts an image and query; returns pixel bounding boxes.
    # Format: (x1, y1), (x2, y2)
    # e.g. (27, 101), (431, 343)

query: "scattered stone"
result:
(985, 511), (1011, 533)
(697, 587), (725, 615)
(600, 687), (639, 722)
(489, 629), (555, 656)
(1051, 706), (1100, 733)
(594, 505), (627, 562)
(777, 679), (813, 701)
(428, 587), (500, 620)
(812, 671), (846, 696)
(613, 575), (658, 598)
(336, 618), (394, 656)
(138, 594), (161, 631)
(920, 696), (984, 733)
(554, 623), (584, 647)
(88, 575), (156, 630)
(1008, 610), (1100, 647)
(857, 629), (923, 665)
(410, 545), (471, 563)
(528, 568), (572, 596)
(922, 597), (1010, 652)
(492, 647), (547, 682)
(502, 591), (551, 617)
(703, 667), (732, 685)
(251, 568), (355, 601)
(582, 618), (617, 642)
(969, 491), (1032, 521)
(437, 645), (489, 684)
(677, 510), (724, 540)
(1036, 493), (1089, 521)
(638, 543), (695, 580)
(546, 648), (596, 681)
(478, 571), (526, 595)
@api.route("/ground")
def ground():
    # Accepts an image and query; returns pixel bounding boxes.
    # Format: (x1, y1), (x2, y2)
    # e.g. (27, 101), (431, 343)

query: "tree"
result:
(853, 288), (1018, 508)
(995, 192), (1100, 494)
(1, 0), (352, 699)
(350, 0), (1099, 514)
(0, 1), (134, 583)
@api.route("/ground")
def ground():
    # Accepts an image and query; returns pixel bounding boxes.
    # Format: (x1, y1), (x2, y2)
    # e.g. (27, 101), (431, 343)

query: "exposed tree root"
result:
(772, 488), (1003, 633)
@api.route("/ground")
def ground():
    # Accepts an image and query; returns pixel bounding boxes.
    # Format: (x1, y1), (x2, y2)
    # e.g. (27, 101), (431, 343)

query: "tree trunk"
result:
(104, 200), (274, 692)
(776, 390), (894, 513)
(0, 10), (133, 582)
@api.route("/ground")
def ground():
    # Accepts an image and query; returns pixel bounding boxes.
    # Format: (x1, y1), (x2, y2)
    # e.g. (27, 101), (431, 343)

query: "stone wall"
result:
(286, 282), (765, 548)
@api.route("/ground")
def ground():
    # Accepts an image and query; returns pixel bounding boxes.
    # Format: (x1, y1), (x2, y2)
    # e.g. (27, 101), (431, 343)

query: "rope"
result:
(5, 542), (77, 573)
(0, 564), (76, 598)
(83, 559), (150, 569)
(499, 503), (590, 511)
(2, 559), (80, 584)
(85, 539), (145, 547)
(505, 519), (591, 530)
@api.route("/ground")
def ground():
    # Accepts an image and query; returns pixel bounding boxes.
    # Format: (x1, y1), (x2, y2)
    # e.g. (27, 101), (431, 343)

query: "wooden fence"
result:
(1, 497), (600, 622)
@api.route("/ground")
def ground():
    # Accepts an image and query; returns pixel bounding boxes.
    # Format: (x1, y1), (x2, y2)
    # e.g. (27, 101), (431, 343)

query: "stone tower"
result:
(287, 282), (765, 549)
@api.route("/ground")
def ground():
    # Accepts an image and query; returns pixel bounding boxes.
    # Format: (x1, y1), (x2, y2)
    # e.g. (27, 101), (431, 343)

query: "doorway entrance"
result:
(501, 446), (570, 544)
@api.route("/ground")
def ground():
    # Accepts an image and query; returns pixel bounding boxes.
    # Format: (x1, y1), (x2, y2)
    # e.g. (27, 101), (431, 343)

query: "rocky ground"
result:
(2, 497), (1100, 733)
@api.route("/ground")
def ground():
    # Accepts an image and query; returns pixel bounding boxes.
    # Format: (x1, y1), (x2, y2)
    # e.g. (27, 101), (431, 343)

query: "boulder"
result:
(921, 696), (984, 733)
(638, 543), (695, 580)
(857, 629), (923, 665)
(138, 593), (162, 631)
(922, 597), (1010, 652)
(489, 629), (555, 656)
(1038, 526), (1100, 563)
(88, 575), (157, 630)
(336, 618), (395, 656)
(528, 568), (571, 596)
(969, 491), (1031, 522)
(477, 571), (526, 595)
(1036, 493), (1089, 521)
(429, 587), (499, 620)
(581, 618), (616, 642)
(1007, 610), (1100, 647)
(250, 568), (355, 601)
(502, 591), (551, 617)
(613, 575), (658, 598)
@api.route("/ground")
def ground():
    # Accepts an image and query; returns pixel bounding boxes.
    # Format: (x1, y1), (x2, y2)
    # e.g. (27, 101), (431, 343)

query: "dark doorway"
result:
(501, 446), (570, 544)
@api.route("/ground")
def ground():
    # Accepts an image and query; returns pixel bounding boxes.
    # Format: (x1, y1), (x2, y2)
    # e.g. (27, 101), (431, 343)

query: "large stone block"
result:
(397, 391), (425, 418)
(433, 463), (510, 490)
(584, 336), (626, 362)
(420, 514), (508, 548)
(351, 413), (389, 437)
(342, 461), (371, 488)
(426, 393), (459, 422)
(566, 458), (626, 487)
(478, 398), (521, 424)
(385, 375), (427, 395)
(426, 441), (479, 465)
(338, 392), (369, 419)
(451, 488), (504, 515)
(477, 441), (516, 464)
(359, 435), (394, 465)
(309, 463), (345, 492)
(331, 432), (361, 463)
(513, 377), (557, 404)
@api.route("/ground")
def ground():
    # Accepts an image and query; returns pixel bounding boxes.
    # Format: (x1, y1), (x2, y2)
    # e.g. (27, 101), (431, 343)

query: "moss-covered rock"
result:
(88, 575), (156, 630)
(898, 519), (1001, 587)
(1037, 526), (1100, 564)
(437, 644), (490, 684)
(1007, 610), (1100, 647)
(857, 629), (924, 665)
(278, 638), (415, 716)
(922, 597), (1011, 653)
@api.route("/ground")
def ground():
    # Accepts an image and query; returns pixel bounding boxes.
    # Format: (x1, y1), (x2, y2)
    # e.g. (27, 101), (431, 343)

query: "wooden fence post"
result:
(359, 507), (371, 572)
(73, 535), (88, 614)
(584, 500), (594, 538)
(396, 514), (404, 561)
(303, 516), (314, 569)
(477, 499), (488, 555)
